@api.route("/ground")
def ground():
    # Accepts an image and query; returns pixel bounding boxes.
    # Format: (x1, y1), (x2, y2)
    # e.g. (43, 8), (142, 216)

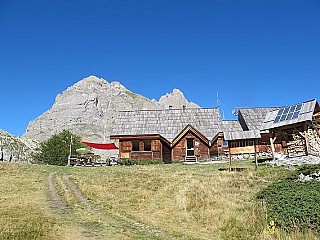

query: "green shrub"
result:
(286, 164), (320, 181)
(257, 164), (320, 233)
(32, 130), (85, 166)
(117, 159), (163, 166)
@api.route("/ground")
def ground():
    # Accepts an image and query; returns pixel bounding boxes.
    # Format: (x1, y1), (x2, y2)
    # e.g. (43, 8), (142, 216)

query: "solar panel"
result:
(293, 111), (300, 119)
(274, 115), (281, 123)
(283, 107), (290, 115)
(295, 103), (302, 111)
(273, 103), (302, 123)
(286, 112), (293, 121)
(278, 108), (284, 115)
(289, 106), (295, 113)
(280, 115), (287, 121)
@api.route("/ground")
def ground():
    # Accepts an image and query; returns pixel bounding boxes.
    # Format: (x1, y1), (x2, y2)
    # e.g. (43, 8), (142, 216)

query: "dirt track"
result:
(62, 174), (93, 210)
(48, 172), (67, 211)
(48, 172), (93, 211)
(47, 171), (174, 239)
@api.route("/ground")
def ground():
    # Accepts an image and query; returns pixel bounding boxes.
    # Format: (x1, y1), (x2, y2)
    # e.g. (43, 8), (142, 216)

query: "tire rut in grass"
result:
(60, 175), (165, 238)
(48, 172), (179, 239)
(48, 172), (103, 238)
(62, 174), (94, 210)
(48, 172), (67, 211)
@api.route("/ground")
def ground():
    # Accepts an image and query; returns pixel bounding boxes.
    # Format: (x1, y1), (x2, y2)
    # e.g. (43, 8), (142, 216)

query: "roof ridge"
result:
(117, 107), (219, 113)
(237, 99), (317, 111)
(234, 106), (281, 110)
(297, 98), (317, 104)
(266, 99), (317, 114)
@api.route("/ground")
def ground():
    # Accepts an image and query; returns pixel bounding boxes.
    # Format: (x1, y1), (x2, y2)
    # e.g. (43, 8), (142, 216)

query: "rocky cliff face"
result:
(0, 129), (37, 162)
(23, 76), (199, 142)
(159, 88), (199, 109)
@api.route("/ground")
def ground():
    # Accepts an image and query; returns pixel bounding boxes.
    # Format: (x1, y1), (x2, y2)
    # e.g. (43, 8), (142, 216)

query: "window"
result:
(222, 138), (228, 146)
(144, 140), (151, 151)
(187, 138), (194, 149)
(229, 140), (254, 148)
(132, 140), (140, 151)
(274, 103), (302, 123)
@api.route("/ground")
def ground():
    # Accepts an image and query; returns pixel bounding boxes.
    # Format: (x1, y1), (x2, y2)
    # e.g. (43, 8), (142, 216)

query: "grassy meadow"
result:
(0, 161), (319, 240)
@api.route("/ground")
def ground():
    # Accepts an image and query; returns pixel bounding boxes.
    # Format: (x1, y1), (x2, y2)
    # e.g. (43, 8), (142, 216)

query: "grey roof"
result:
(262, 99), (318, 130)
(238, 107), (280, 131)
(224, 130), (261, 141)
(111, 108), (223, 142)
(222, 120), (261, 140)
(222, 120), (243, 132)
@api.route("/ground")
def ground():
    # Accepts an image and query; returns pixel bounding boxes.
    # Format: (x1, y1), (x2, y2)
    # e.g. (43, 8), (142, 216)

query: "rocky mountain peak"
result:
(69, 75), (109, 91)
(23, 76), (200, 143)
(110, 81), (126, 90)
(159, 88), (199, 109)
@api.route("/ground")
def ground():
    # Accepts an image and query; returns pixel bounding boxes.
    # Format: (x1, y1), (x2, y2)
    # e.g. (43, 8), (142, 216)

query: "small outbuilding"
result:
(224, 107), (280, 158)
(262, 99), (320, 158)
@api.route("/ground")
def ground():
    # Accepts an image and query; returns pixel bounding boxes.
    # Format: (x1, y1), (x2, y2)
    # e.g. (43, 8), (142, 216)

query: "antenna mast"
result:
(217, 92), (224, 119)
(68, 135), (73, 166)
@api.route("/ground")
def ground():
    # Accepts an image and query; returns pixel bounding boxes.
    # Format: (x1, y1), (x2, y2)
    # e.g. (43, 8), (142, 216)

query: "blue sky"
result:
(0, 0), (319, 136)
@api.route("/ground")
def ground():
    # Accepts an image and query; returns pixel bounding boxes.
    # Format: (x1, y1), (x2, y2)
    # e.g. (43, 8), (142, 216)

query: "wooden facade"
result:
(226, 133), (282, 159)
(112, 125), (219, 163)
(171, 125), (212, 162)
(113, 135), (172, 163)
(209, 133), (228, 159)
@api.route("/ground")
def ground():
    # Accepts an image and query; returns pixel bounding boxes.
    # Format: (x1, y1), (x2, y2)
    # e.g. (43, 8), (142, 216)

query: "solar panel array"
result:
(274, 103), (302, 123)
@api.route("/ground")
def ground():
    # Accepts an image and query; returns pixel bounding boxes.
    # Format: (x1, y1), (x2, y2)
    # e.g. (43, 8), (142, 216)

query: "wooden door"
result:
(186, 138), (195, 156)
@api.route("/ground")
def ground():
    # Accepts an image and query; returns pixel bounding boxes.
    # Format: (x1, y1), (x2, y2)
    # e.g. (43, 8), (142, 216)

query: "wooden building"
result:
(223, 100), (320, 160)
(111, 99), (320, 163)
(262, 99), (320, 158)
(223, 107), (281, 159)
(224, 130), (260, 156)
(111, 108), (223, 163)
(209, 120), (244, 159)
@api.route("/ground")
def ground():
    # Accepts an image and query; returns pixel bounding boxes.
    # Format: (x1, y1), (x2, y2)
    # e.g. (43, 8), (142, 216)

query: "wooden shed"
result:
(224, 130), (261, 156)
(110, 108), (223, 163)
(224, 107), (281, 158)
(262, 99), (320, 158)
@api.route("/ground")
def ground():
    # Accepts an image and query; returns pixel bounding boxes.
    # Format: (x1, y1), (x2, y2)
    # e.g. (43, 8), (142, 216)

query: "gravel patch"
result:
(265, 155), (320, 166)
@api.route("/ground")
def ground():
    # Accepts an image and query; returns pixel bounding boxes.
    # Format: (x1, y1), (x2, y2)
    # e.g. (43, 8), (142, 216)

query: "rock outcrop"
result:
(0, 129), (37, 162)
(23, 76), (199, 142)
(159, 88), (199, 109)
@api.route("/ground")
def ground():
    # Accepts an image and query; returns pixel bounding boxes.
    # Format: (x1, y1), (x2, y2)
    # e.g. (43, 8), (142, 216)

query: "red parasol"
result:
(81, 141), (118, 150)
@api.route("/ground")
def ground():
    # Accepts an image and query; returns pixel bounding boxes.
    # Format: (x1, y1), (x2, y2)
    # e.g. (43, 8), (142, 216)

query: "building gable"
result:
(172, 124), (209, 147)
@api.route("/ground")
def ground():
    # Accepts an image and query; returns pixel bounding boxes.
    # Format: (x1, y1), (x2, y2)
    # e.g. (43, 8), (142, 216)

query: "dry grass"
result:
(0, 161), (319, 239)
(0, 163), (58, 239)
